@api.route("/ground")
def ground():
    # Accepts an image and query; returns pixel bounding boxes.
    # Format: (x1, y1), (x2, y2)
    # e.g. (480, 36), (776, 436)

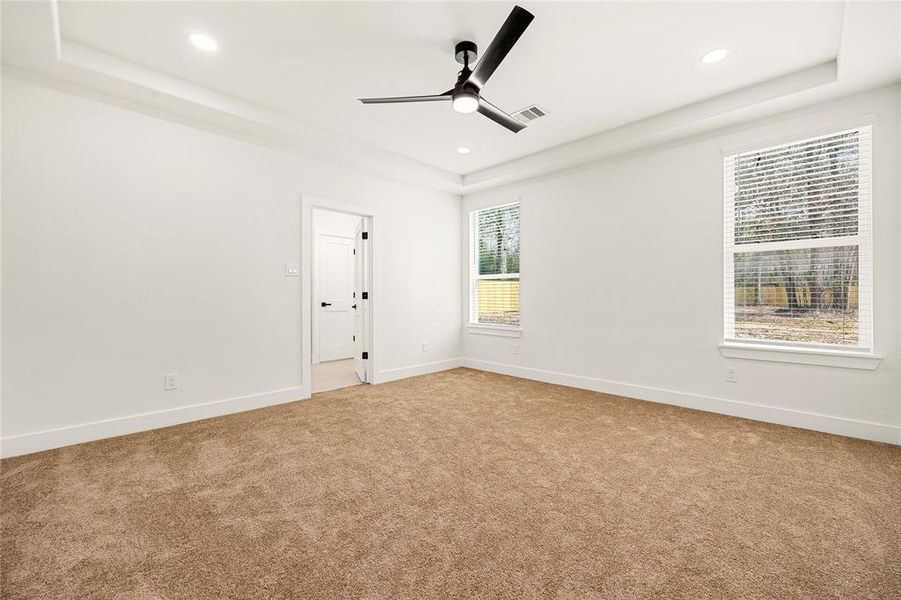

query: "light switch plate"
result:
(285, 263), (299, 277)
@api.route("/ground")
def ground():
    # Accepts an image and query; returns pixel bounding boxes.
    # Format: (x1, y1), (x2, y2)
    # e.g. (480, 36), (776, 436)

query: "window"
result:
(470, 202), (520, 328)
(724, 127), (872, 351)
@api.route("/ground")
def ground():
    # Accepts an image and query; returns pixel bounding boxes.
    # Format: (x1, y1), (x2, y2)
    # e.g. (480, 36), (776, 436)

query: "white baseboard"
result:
(1, 386), (310, 459)
(375, 358), (464, 384)
(462, 359), (900, 445)
(6, 357), (894, 458)
(1, 357), (464, 458)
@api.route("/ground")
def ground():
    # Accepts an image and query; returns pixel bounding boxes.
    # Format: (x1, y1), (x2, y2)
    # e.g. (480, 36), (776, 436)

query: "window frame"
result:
(468, 201), (522, 335)
(721, 126), (880, 369)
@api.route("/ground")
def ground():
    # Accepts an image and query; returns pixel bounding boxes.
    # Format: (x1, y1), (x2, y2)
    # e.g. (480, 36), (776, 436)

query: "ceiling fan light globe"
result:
(452, 93), (479, 114)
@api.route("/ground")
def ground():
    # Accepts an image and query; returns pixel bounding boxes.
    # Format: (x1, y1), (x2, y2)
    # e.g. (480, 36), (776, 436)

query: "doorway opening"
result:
(310, 207), (371, 393)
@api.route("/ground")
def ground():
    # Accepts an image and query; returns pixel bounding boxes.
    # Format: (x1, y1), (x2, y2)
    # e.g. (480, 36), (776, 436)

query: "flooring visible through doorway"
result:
(312, 358), (361, 393)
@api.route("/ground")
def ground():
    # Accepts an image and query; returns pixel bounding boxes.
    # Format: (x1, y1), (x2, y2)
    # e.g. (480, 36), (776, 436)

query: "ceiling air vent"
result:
(512, 104), (548, 125)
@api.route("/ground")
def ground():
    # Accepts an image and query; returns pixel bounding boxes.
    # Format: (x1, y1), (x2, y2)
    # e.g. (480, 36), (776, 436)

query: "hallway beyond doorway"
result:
(312, 359), (361, 393)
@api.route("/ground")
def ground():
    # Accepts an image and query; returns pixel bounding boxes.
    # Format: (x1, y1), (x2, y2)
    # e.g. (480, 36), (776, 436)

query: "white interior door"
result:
(353, 221), (367, 382)
(318, 234), (354, 362)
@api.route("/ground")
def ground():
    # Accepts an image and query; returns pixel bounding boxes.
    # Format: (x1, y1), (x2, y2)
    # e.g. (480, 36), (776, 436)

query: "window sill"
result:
(467, 324), (522, 338)
(719, 342), (882, 370)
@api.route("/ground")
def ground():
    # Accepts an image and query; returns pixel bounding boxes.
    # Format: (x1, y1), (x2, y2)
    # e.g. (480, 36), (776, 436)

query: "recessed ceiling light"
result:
(189, 32), (218, 52)
(701, 48), (729, 64)
(457, 147), (471, 155)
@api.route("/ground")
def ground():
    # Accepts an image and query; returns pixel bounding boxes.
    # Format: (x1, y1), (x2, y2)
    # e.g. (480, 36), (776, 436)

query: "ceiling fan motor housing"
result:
(359, 6), (534, 133)
(455, 41), (478, 66)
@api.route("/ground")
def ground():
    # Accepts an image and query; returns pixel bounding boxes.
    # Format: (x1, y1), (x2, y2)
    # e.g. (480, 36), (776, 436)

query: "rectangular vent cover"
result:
(512, 104), (548, 124)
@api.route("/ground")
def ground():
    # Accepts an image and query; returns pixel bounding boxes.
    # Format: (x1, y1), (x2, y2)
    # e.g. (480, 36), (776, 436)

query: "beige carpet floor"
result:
(2, 368), (900, 599)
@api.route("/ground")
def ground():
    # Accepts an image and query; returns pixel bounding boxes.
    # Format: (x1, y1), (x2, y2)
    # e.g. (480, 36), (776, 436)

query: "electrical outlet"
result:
(725, 367), (738, 383)
(421, 342), (429, 353)
(164, 373), (179, 391)
(285, 263), (299, 277)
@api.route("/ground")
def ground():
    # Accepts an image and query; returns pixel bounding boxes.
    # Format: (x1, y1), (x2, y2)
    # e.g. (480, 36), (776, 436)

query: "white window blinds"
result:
(724, 127), (872, 349)
(470, 203), (520, 327)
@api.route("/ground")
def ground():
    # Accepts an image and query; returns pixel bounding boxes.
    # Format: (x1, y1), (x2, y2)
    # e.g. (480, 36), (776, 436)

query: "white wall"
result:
(3, 75), (898, 456)
(462, 86), (901, 444)
(1, 76), (461, 456)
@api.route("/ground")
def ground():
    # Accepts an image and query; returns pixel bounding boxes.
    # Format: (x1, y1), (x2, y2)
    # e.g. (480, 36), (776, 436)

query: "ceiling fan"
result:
(358, 5), (535, 133)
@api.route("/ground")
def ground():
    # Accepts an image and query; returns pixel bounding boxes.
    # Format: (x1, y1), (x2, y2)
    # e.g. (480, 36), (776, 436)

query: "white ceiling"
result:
(2, 1), (900, 190)
(53, 0), (847, 173)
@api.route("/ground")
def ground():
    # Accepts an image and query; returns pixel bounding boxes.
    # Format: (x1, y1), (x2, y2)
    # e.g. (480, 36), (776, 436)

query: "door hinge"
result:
(362, 351), (369, 360)
(361, 292), (369, 300)
(353, 335), (355, 341)
(353, 248), (356, 255)
(361, 231), (369, 240)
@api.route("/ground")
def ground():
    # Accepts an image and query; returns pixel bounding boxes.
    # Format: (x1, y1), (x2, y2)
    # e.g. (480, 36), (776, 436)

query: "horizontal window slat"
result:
(735, 208), (860, 225)
(735, 144), (865, 172)
(730, 179), (865, 200)
(731, 236), (859, 252)
(733, 176), (868, 194)
(736, 132), (859, 162)
(731, 196), (861, 218)
(734, 152), (866, 183)
(477, 273), (520, 280)
(731, 174), (862, 197)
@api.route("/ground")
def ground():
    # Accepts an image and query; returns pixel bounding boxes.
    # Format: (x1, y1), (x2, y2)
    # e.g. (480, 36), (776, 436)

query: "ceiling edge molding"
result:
(0, 0), (464, 194)
(55, 39), (463, 194)
(461, 83), (900, 199)
(47, 0), (463, 194)
(8, 0), (895, 198)
(461, 61), (840, 193)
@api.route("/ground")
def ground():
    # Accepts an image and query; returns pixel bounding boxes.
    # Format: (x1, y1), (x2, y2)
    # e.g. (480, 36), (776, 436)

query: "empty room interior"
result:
(2, 1), (900, 598)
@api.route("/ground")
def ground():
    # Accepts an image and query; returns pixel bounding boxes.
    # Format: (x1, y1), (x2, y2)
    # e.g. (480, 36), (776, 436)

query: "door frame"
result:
(300, 194), (376, 397)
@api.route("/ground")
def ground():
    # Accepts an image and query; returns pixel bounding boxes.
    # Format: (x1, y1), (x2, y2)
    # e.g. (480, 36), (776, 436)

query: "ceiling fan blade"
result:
(477, 97), (526, 133)
(466, 5), (534, 90)
(359, 93), (452, 104)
